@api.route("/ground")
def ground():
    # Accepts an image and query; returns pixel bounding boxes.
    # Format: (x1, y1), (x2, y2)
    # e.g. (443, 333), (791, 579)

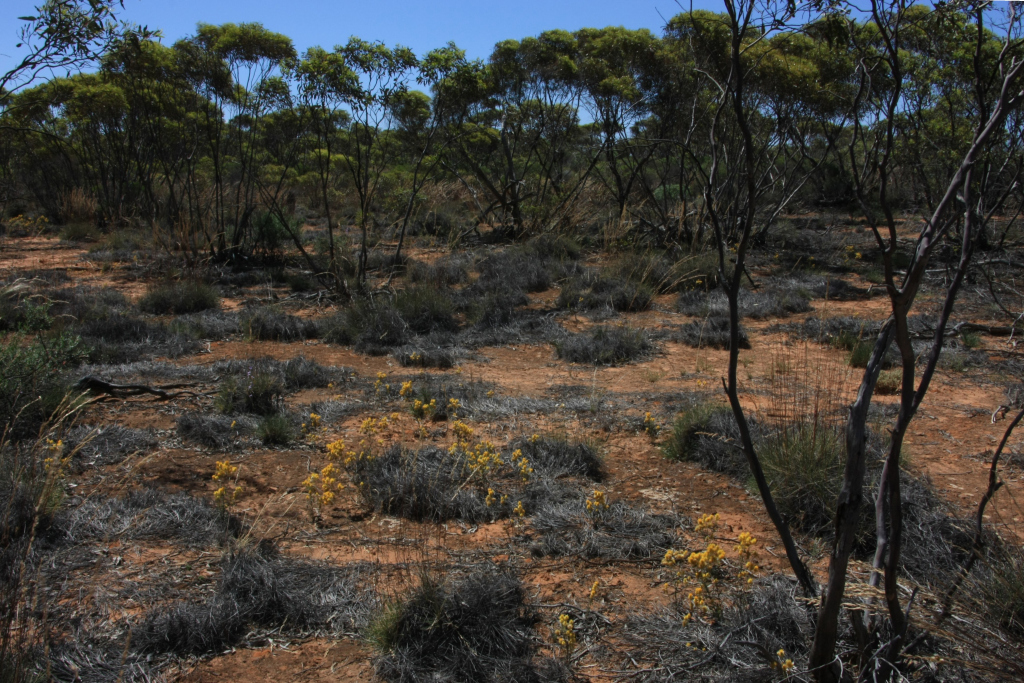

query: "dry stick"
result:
(73, 376), (207, 401)
(938, 406), (1024, 622)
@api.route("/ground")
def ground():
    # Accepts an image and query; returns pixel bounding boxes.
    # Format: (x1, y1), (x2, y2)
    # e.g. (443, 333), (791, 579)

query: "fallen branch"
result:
(73, 376), (208, 402)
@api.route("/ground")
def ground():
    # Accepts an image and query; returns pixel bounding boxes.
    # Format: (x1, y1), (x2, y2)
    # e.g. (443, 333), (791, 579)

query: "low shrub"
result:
(613, 251), (696, 294)
(530, 491), (680, 560)
(557, 275), (653, 313)
(215, 371), (284, 415)
(408, 255), (470, 287)
(350, 444), (498, 522)
(240, 307), (321, 341)
(323, 298), (409, 354)
(507, 434), (603, 481)
(470, 290), (529, 328)
(475, 249), (554, 294)
(394, 345), (459, 369)
(979, 545), (1024, 636)
(137, 543), (372, 655)
(139, 281), (220, 315)
(370, 567), (557, 683)
(677, 316), (750, 349)
(553, 325), (652, 365)
(876, 368), (902, 394)
(177, 413), (251, 449)
(757, 423), (844, 536)
(678, 285), (811, 319)
(393, 286), (458, 335)
(0, 331), (85, 436)
(172, 311), (240, 340)
(257, 414), (293, 446)
(662, 402), (745, 476)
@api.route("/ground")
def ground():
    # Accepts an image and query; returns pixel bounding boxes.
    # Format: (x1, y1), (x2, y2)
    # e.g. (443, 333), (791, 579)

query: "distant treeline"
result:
(1, 5), (1020, 274)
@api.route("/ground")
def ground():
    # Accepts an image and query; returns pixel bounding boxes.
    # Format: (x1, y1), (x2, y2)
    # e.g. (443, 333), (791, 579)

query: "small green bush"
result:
(849, 340), (873, 368)
(758, 423), (844, 536)
(139, 281), (220, 315)
(960, 330), (982, 349)
(241, 307), (321, 342)
(553, 325), (652, 366)
(370, 568), (545, 682)
(59, 223), (100, 242)
(0, 331), (86, 436)
(257, 414), (293, 445)
(662, 402), (745, 475)
(322, 298), (409, 353)
(980, 547), (1024, 636)
(557, 276), (652, 313)
(215, 371), (284, 415)
(393, 286), (457, 335)
(876, 369), (902, 395)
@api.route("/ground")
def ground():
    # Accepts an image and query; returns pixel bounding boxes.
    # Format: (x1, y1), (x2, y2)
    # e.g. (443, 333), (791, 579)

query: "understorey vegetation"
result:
(3, 1), (1024, 682)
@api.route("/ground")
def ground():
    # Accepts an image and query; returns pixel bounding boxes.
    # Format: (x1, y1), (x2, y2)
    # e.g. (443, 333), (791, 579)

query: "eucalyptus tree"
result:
(439, 31), (597, 239)
(0, 0), (145, 216)
(293, 45), (358, 291)
(331, 38), (418, 285)
(389, 43), (472, 270)
(575, 26), (662, 224)
(173, 22), (295, 259)
(668, 2), (831, 605)
(666, 2), (1024, 680)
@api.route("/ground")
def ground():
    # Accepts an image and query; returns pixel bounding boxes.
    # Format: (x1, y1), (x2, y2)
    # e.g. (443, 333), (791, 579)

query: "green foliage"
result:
(848, 341), (873, 368)
(758, 423), (845, 537)
(215, 371), (284, 415)
(553, 325), (652, 365)
(139, 281), (220, 315)
(661, 402), (746, 477)
(257, 414), (293, 445)
(0, 331), (86, 436)
(876, 369), (902, 395)
(980, 546), (1024, 636)
(960, 330), (982, 349)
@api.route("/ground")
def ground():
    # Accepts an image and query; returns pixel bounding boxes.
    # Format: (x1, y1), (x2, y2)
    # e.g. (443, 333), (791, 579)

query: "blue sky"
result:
(2, 0), (719, 80)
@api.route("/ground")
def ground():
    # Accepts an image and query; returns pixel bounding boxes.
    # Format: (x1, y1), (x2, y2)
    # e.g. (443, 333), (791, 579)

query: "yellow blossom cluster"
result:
(302, 463), (344, 522)
(662, 512), (766, 624)
(43, 438), (68, 472)
(694, 512), (720, 536)
(400, 380), (414, 398)
(643, 412), (661, 441)
(585, 490), (609, 515)
(772, 648), (795, 672)
(374, 371), (390, 397)
(553, 613), (577, 660)
(461, 440), (502, 476)
(450, 420), (473, 440)
(735, 532), (760, 584)
(301, 412), (322, 442)
(512, 448), (533, 483)
(212, 460), (242, 511)
(412, 397), (437, 420)
(485, 487), (509, 507)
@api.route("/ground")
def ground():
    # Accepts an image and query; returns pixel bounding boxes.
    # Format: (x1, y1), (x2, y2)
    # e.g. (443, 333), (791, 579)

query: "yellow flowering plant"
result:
(553, 613), (577, 663)
(302, 463), (344, 524)
(212, 460), (243, 511)
(585, 490), (609, 518)
(642, 412), (661, 442)
(661, 512), (759, 624)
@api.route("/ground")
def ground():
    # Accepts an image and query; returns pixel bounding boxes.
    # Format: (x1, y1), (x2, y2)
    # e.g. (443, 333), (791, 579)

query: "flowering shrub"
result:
(212, 460), (242, 511)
